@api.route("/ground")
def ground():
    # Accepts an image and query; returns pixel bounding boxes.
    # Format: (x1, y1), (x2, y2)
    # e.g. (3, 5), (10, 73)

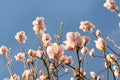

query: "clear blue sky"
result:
(0, 0), (120, 79)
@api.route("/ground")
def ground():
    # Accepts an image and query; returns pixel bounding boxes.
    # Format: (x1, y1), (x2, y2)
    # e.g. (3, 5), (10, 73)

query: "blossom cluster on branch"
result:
(0, 0), (120, 80)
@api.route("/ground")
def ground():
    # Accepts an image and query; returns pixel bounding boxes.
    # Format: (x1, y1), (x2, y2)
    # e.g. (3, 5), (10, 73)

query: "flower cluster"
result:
(0, 0), (120, 80)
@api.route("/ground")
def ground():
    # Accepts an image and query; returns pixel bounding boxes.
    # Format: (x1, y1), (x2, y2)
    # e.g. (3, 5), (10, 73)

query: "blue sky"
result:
(0, 0), (120, 79)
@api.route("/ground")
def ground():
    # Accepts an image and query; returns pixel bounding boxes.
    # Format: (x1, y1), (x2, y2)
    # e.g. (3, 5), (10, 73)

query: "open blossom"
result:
(10, 74), (20, 80)
(104, 0), (118, 12)
(79, 20), (95, 32)
(14, 52), (25, 61)
(32, 17), (46, 34)
(47, 43), (64, 60)
(15, 31), (27, 44)
(0, 45), (9, 55)
(42, 33), (51, 48)
(106, 54), (117, 64)
(94, 37), (107, 52)
(64, 32), (89, 51)
(28, 49), (37, 60)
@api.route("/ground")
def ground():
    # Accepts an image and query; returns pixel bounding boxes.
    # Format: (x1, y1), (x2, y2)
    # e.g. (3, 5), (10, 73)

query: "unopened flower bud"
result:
(65, 68), (69, 73)
(96, 29), (101, 38)
(70, 77), (74, 80)
(90, 71), (97, 79)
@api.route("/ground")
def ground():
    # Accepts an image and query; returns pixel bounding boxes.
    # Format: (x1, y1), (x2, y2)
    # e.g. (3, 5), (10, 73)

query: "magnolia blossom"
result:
(106, 54), (117, 64)
(105, 60), (111, 69)
(10, 74), (20, 80)
(82, 36), (90, 46)
(32, 17), (46, 34)
(22, 69), (33, 79)
(61, 55), (74, 65)
(14, 52), (25, 61)
(96, 29), (101, 38)
(28, 49), (37, 60)
(113, 66), (120, 77)
(47, 43), (64, 60)
(89, 48), (95, 57)
(104, 0), (118, 12)
(25, 59), (32, 65)
(81, 47), (88, 55)
(42, 33), (51, 48)
(79, 20), (95, 32)
(64, 32), (89, 51)
(94, 37), (107, 52)
(0, 45), (9, 55)
(37, 50), (45, 58)
(90, 71), (97, 79)
(15, 31), (27, 44)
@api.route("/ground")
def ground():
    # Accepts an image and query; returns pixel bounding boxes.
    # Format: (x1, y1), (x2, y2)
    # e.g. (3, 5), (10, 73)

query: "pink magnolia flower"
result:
(64, 32), (84, 51)
(104, 0), (118, 12)
(79, 20), (95, 32)
(90, 71), (97, 79)
(96, 29), (101, 38)
(28, 49), (37, 60)
(14, 52), (25, 61)
(37, 50), (45, 58)
(42, 33), (52, 48)
(32, 17), (46, 34)
(106, 54), (117, 64)
(81, 47), (88, 55)
(82, 36), (90, 46)
(22, 69), (33, 79)
(62, 55), (74, 65)
(15, 31), (27, 44)
(0, 45), (9, 55)
(47, 43), (64, 60)
(89, 48), (95, 57)
(10, 74), (20, 80)
(94, 37), (107, 52)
